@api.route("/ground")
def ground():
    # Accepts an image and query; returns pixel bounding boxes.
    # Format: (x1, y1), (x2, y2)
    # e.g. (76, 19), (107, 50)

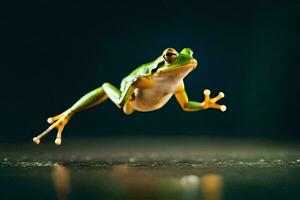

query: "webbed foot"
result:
(33, 110), (72, 145)
(201, 89), (227, 112)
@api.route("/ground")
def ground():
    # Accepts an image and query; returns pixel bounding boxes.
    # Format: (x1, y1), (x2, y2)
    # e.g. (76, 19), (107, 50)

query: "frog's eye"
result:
(163, 48), (178, 62)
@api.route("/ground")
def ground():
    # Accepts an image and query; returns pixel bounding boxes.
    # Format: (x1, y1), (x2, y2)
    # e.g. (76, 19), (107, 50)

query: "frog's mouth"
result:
(156, 59), (198, 73)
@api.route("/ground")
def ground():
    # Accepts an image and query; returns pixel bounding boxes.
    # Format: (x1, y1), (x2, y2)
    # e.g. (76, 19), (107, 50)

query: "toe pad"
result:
(33, 137), (40, 144)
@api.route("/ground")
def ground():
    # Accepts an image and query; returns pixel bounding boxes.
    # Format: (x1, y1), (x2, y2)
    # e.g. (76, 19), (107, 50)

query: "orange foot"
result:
(201, 89), (227, 112)
(33, 110), (72, 145)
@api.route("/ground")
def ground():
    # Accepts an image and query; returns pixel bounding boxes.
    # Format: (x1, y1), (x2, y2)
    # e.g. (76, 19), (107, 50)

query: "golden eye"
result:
(163, 48), (178, 62)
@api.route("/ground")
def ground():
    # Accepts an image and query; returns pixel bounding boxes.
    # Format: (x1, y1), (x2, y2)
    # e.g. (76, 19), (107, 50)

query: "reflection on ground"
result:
(53, 164), (223, 200)
(53, 165), (71, 200)
(0, 137), (300, 200)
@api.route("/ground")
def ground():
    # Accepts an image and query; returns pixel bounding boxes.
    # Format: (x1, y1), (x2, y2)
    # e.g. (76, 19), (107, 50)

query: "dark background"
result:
(1, 1), (300, 142)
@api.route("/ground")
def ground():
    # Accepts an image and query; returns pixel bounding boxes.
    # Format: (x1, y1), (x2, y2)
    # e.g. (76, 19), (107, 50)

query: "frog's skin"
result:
(33, 48), (227, 145)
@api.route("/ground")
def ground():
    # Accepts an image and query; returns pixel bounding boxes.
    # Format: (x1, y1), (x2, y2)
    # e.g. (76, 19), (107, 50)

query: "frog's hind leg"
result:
(33, 86), (108, 145)
(33, 83), (134, 145)
(102, 82), (134, 107)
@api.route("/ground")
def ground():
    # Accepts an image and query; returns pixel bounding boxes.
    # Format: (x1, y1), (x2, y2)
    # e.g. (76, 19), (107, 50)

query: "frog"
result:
(33, 48), (227, 145)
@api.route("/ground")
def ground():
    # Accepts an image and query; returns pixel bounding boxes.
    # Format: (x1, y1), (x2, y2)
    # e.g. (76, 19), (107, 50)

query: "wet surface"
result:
(1, 137), (300, 200)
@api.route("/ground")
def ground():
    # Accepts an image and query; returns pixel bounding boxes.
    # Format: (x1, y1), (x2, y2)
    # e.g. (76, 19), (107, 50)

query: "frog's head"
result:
(156, 48), (198, 74)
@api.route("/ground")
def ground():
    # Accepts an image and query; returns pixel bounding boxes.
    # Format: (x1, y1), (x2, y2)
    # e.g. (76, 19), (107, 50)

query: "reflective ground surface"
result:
(1, 137), (300, 200)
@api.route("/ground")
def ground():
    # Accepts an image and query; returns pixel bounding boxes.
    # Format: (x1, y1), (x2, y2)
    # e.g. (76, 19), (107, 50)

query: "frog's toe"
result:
(33, 114), (69, 145)
(209, 103), (227, 112)
(55, 137), (62, 145)
(212, 92), (225, 103)
(220, 105), (227, 112)
(47, 117), (55, 124)
(203, 89), (211, 96)
(212, 91), (226, 112)
(33, 137), (40, 144)
(208, 103), (227, 112)
(54, 121), (67, 146)
(203, 89), (211, 103)
(47, 112), (66, 124)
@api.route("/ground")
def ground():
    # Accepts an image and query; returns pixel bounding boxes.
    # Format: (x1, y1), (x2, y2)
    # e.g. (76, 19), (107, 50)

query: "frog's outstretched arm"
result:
(33, 82), (134, 145)
(175, 83), (227, 112)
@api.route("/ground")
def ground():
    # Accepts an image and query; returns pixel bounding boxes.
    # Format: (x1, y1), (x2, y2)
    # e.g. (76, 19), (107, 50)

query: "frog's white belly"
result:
(129, 78), (181, 112)
(129, 67), (193, 112)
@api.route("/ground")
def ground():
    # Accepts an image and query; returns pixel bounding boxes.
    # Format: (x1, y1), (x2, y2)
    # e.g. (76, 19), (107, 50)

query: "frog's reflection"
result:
(112, 164), (223, 200)
(52, 164), (223, 200)
(201, 174), (223, 200)
(52, 164), (71, 200)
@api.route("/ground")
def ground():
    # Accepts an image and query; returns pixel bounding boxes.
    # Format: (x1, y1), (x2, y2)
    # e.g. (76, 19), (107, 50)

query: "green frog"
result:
(33, 48), (227, 145)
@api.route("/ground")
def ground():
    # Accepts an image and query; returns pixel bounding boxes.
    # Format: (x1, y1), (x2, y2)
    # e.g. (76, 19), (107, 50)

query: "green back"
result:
(120, 56), (163, 92)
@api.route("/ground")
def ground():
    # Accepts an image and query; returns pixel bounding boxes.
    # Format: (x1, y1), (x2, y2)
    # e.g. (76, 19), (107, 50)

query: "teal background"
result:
(1, 1), (300, 141)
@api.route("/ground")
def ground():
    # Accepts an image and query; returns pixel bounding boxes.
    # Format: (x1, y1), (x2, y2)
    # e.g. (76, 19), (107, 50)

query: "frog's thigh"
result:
(102, 82), (122, 107)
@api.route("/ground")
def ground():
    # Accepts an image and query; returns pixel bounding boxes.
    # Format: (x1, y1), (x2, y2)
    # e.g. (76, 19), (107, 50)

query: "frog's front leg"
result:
(175, 83), (227, 112)
(33, 83), (134, 145)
